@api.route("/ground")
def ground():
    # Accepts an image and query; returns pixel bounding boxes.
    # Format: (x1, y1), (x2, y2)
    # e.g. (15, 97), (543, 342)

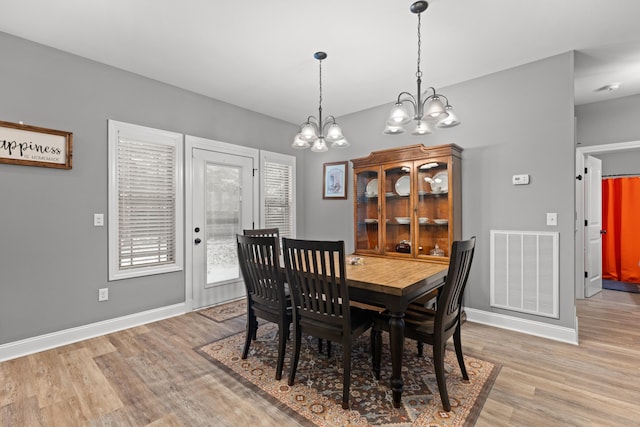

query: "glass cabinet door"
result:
(383, 164), (413, 256)
(416, 159), (450, 259)
(355, 169), (380, 252)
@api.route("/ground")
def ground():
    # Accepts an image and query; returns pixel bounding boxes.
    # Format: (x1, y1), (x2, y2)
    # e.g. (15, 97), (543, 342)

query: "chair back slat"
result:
(282, 238), (349, 332)
(244, 228), (281, 254)
(436, 237), (476, 335)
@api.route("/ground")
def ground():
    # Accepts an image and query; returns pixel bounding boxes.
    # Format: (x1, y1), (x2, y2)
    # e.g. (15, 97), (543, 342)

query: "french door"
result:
(190, 143), (256, 309)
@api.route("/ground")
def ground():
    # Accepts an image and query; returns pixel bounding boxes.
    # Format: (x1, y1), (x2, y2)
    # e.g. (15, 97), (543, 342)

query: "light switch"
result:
(94, 213), (104, 227)
(546, 212), (557, 226)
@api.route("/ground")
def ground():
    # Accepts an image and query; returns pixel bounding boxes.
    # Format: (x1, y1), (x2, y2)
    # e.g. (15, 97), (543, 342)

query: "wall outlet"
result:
(94, 213), (104, 227)
(98, 288), (109, 301)
(546, 212), (557, 226)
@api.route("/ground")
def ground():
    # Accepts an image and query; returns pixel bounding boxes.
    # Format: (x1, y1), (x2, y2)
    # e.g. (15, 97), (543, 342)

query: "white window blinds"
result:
(108, 121), (184, 280)
(260, 151), (296, 239)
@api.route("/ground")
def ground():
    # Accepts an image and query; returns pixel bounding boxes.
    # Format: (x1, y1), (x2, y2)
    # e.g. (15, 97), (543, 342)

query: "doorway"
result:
(185, 136), (259, 310)
(575, 140), (640, 300)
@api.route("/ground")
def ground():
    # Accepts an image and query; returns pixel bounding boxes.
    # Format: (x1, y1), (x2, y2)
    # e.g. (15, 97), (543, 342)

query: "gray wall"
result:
(0, 32), (300, 344)
(576, 93), (640, 146)
(300, 52), (577, 329)
(598, 150), (640, 176)
(1, 28), (589, 345)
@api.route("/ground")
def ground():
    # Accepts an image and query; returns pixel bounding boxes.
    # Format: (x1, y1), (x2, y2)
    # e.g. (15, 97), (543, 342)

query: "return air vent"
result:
(490, 230), (559, 318)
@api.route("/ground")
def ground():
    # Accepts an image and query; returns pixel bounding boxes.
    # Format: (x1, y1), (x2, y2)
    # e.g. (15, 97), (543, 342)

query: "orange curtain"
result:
(602, 177), (640, 283)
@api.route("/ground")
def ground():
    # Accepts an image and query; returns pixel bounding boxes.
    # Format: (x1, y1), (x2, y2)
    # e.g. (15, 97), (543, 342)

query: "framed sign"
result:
(0, 120), (73, 169)
(323, 161), (348, 199)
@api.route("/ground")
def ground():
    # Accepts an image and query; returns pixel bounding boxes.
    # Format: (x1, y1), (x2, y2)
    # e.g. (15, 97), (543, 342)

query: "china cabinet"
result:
(351, 144), (462, 263)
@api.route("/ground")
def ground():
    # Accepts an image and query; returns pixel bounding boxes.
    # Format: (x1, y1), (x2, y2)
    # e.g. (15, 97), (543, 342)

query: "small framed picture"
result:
(323, 161), (348, 200)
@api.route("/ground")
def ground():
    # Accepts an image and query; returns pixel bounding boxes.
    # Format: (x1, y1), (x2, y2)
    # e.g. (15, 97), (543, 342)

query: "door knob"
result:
(194, 238), (202, 245)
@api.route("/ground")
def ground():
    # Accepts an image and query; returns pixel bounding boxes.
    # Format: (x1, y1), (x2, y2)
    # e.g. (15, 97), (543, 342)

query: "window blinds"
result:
(263, 160), (293, 239)
(117, 138), (177, 269)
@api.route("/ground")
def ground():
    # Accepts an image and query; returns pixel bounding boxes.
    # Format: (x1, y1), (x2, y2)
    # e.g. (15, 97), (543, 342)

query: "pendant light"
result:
(384, 1), (461, 135)
(292, 52), (349, 152)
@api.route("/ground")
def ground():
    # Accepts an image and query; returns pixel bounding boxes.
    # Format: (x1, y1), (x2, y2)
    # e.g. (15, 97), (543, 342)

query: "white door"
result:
(585, 155), (603, 297)
(192, 148), (255, 308)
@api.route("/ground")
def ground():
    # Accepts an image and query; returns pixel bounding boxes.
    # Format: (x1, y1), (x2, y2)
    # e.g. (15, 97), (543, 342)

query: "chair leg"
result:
(372, 328), (382, 380)
(242, 310), (256, 359)
(342, 343), (351, 409)
(327, 341), (332, 358)
(454, 325), (468, 380)
(288, 323), (302, 386)
(417, 341), (424, 357)
(275, 322), (287, 380)
(433, 341), (451, 412)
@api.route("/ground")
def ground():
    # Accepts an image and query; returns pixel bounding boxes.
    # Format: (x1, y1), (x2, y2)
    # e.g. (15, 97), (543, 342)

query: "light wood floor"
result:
(2, 290), (639, 426)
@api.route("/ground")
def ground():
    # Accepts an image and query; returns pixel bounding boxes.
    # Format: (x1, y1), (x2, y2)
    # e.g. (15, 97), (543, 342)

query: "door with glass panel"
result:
(192, 148), (254, 308)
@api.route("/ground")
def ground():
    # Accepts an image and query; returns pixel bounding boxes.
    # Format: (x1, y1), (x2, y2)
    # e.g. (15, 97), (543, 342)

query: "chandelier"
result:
(292, 52), (349, 152)
(384, 1), (461, 135)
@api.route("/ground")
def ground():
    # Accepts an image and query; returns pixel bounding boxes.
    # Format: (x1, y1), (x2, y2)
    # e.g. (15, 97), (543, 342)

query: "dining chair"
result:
(282, 237), (375, 410)
(243, 227), (280, 251)
(372, 236), (476, 412)
(236, 234), (291, 380)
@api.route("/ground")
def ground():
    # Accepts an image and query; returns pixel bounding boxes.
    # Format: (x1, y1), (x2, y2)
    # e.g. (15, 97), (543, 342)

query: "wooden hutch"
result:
(351, 143), (462, 263)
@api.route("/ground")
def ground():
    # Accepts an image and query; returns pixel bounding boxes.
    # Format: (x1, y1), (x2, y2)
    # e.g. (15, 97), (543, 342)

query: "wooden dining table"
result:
(345, 255), (449, 408)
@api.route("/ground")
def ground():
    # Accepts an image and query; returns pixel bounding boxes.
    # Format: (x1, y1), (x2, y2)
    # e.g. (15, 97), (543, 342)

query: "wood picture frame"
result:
(323, 161), (348, 199)
(0, 120), (73, 169)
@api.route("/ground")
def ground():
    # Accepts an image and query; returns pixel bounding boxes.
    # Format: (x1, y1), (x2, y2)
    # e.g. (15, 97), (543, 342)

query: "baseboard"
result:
(465, 307), (578, 345)
(0, 303), (186, 362)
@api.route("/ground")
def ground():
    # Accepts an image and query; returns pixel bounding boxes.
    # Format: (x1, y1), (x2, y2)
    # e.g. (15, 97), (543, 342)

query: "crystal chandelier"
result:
(292, 52), (349, 152)
(384, 1), (461, 136)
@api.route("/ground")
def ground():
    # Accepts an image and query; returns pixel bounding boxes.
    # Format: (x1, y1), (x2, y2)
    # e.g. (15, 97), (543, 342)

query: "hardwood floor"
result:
(2, 290), (639, 426)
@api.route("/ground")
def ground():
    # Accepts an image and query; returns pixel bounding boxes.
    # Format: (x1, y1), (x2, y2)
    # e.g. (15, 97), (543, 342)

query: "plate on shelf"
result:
(395, 217), (410, 224)
(365, 179), (378, 197)
(434, 219), (448, 225)
(419, 217), (429, 225)
(430, 171), (448, 193)
(385, 192), (395, 197)
(364, 218), (378, 224)
(395, 176), (410, 196)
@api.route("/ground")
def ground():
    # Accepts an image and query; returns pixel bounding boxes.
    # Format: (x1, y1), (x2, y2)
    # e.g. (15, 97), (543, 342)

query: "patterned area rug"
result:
(197, 323), (500, 426)
(197, 299), (246, 322)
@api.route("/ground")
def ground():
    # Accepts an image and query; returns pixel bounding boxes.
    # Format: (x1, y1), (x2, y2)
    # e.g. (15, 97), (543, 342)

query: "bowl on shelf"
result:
(364, 218), (378, 224)
(434, 219), (448, 225)
(395, 217), (410, 225)
(418, 217), (429, 225)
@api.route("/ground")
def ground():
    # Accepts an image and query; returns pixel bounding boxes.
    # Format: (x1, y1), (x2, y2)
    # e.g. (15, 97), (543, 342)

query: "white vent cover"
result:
(490, 230), (559, 318)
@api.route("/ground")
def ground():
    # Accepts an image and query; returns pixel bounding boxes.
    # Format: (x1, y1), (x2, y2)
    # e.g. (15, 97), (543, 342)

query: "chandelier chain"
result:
(318, 59), (323, 110)
(416, 13), (422, 79)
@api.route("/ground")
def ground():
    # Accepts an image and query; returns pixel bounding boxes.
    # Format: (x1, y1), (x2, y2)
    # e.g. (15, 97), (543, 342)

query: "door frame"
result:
(575, 139), (640, 299)
(185, 135), (259, 312)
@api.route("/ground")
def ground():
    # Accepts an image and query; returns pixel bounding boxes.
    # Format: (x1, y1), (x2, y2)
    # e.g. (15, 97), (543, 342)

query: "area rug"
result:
(197, 299), (246, 322)
(197, 323), (500, 426)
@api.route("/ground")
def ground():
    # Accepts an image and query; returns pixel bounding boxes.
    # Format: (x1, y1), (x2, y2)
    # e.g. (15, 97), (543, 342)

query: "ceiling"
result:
(1, 0), (640, 124)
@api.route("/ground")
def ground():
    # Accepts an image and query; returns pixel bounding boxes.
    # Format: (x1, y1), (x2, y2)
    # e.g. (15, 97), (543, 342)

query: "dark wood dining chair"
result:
(372, 236), (476, 412)
(243, 227), (281, 256)
(236, 234), (291, 380)
(282, 238), (375, 410)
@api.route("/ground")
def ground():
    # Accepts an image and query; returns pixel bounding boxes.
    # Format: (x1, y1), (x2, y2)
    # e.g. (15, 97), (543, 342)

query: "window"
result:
(260, 150), (296, 240)
(108, 120), (184, 280)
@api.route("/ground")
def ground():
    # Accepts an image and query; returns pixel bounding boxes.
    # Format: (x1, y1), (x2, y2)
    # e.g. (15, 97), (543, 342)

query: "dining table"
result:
(345, 255), (449, 408)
